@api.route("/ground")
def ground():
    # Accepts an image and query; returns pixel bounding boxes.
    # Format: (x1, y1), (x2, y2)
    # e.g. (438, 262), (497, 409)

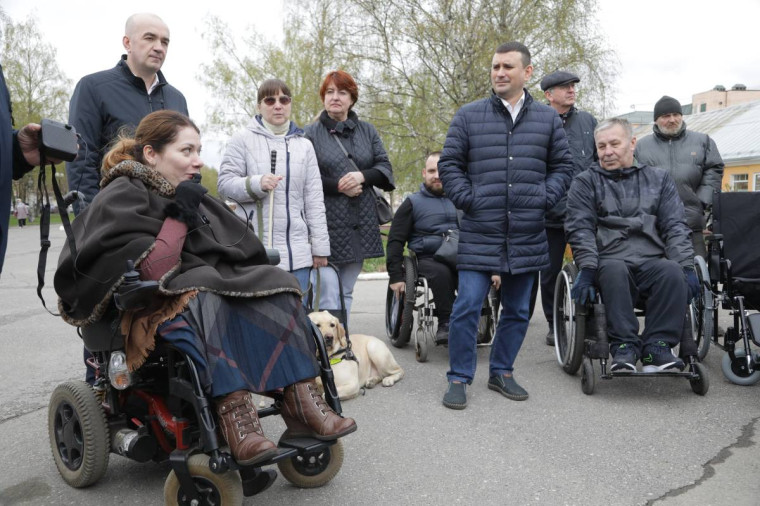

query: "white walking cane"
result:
(265, 150), (280, 265)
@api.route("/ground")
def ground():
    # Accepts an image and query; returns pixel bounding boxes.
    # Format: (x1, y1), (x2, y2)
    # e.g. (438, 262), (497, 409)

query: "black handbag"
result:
(434, 229), (459, 268)
(331, 134), (393, 225)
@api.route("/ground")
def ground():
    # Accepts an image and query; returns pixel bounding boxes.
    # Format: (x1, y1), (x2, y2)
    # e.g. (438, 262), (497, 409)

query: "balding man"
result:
(66, 13), (188, 212)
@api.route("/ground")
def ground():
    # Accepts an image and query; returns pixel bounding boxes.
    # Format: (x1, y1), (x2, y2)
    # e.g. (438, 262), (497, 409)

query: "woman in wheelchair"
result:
(54, 110), (356, 467)
(565, 118), (701, 374)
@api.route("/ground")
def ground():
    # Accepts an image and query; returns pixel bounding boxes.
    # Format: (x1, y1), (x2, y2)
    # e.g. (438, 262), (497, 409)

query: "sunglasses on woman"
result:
(262, 96), (292, 106)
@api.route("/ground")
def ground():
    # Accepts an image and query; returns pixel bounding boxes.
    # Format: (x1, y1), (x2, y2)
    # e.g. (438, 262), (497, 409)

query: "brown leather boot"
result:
(280, 379), (357, 440)
(216, 390), (277, 465)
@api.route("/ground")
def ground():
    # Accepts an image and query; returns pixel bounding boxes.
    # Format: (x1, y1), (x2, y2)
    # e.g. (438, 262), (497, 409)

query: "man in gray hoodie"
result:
(634, 96), (724, 258)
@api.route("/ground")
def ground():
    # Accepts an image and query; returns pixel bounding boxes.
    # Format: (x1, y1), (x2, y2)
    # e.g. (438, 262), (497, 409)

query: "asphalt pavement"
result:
(0, 224), (758, 505)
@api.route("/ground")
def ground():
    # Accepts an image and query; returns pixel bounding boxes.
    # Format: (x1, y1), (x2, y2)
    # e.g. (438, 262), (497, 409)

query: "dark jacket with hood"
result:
(304, 110), (394, 265)
(545, 105), (598, 228)
(634, 122), (724, 232)
(66, 56), (188, 211)
(438, 89), (573, 274)
(565, 163), (693, 271)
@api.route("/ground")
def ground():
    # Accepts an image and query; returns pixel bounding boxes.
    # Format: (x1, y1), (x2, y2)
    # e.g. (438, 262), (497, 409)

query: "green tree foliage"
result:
(200, 0), (616, 198)
(0, 11), (72, 205)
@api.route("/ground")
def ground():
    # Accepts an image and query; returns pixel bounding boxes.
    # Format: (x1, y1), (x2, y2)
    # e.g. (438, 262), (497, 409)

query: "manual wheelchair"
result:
(385, 251), (499, 362)
(48, 262), (350, 505)
(552, 262), (709, 396)
(693, 191), (760, 385)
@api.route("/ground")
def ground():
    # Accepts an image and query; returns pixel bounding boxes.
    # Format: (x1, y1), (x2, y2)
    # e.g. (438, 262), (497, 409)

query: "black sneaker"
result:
(641, 341), (685, 372)
(435, 322), (450, 345)
(442, 381), (467, 409)
(487, 374), (528, 401)
(610, 344), (637, 372)
(545, 328), (555, 346)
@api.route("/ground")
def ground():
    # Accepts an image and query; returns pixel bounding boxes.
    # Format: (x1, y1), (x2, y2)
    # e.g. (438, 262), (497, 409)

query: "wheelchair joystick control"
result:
(114, 260), (160, 311)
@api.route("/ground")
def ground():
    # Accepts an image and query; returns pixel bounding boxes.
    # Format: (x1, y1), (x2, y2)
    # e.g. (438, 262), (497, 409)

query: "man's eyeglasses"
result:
(262, 96), (292, 106)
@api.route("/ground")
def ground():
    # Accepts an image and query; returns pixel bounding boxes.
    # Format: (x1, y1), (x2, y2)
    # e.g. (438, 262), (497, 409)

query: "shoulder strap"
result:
(331, 134), (361, 172)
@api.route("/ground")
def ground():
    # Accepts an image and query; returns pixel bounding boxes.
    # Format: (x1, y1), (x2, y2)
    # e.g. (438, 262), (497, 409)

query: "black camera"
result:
(40, 118), (78, 162)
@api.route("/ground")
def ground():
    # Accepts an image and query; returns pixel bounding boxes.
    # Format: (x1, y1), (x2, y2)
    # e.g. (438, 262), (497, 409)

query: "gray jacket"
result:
(634, 122), (724, 231)
(218, 117), (330, 272)
(565, 163), (693, 270)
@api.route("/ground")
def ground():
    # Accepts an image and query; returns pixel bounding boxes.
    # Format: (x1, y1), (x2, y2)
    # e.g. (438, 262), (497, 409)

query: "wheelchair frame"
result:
(553, 262), (709, 396)
(49, 314), (349, 504)
(385, 251), (499, 362)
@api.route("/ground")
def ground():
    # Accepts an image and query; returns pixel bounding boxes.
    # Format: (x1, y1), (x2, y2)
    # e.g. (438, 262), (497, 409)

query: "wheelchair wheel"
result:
(48, 381), (110, 488)
(477, 287), (500, 345)
(554, 264), (585, 375)
(580, 357), (595, 395)
(389, 257), (417, 348)
(692, 256), (713, 360)
(164, 453), (243, 505)
(277, 439), (344, 488)
(721, 349), (760, 386)
(690, 362), (709, 395)
(415, 325), (429, 362)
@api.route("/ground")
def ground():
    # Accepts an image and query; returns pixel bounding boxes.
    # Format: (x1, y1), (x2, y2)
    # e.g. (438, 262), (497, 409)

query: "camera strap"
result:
(36, 155), (78, 315)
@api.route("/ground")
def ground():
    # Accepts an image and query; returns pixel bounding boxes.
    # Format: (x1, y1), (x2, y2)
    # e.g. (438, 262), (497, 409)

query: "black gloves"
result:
(684, 267), (700, 301)
(165, 179), (208, 227)
(571, 268), (597, 305)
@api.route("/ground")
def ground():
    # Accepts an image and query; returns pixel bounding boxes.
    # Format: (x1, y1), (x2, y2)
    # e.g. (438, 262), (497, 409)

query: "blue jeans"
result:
(313, 262), (363, 327)
(447, 270), (535, 384)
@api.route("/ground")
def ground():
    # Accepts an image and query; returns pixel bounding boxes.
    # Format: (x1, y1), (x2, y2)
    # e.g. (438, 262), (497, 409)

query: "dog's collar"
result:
(329, 346), (357, 363)
(330, 356), (343, 365)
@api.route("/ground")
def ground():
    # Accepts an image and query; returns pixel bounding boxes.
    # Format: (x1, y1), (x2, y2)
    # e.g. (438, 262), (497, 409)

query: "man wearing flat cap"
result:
(634, 96), (724, 259)
(530, 70), (598, 346)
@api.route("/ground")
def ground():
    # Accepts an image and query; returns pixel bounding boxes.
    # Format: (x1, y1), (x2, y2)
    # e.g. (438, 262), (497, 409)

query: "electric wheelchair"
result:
(48, 262), (350, 505)
(553, 262), (709, 396)
(693, 191), (760, 385)
(385, 251), (499, 362)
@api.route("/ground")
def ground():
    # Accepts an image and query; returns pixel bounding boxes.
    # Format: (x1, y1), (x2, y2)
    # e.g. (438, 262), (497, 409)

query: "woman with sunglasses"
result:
(304, 70), (395, 322)
(218, 79), (329, 292)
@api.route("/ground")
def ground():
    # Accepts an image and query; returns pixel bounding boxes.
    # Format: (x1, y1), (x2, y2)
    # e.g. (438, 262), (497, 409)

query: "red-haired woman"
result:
(304, 70), (394, 322)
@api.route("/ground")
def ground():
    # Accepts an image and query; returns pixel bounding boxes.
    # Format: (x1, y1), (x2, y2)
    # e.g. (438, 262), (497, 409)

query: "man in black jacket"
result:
(565, 118), (699, 373)
(531, 70), (598, 346)
(66, 12), (188, 213)
(386, 152), (458, 344)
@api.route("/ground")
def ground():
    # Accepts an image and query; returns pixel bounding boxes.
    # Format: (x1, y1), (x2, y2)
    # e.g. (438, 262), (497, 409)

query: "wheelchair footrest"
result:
(601, 371), (698, 379)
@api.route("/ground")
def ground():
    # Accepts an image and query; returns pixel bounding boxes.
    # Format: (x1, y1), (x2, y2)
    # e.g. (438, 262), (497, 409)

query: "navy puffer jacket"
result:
(438, 90), (573, 274)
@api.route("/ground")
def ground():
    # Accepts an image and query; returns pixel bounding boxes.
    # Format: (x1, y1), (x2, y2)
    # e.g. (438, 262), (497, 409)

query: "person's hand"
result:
(313, 256), (328, 268)
(260, 174), (283, 192)
(17, 123), (51, 166)
(684, 267), (700, 301)
(491, 274), (501, 290)
(390, 281), (405, 296)
(175, 179), (208, 210)
(338, 171), (365, 197)
(571, 268), (597, 305)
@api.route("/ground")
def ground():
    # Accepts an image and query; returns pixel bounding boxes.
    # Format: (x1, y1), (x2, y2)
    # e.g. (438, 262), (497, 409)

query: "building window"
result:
(731, 173), (749, 191)
(755, 173), (760, 191)
(700, 103), (707, 112)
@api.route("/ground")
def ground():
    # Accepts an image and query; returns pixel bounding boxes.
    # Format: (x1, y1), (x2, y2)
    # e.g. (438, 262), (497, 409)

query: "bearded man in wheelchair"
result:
(54, 111), (356, 469)
(564, 118), (700, 373)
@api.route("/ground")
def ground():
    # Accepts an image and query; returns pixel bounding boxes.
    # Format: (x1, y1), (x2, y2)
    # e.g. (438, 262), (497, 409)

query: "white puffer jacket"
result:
(218, 117), (330, 272)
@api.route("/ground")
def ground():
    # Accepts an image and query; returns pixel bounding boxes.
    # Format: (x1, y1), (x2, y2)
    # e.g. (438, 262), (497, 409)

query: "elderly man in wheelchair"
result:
(50, 111), (355, 503)
(564, 118), (701, 375)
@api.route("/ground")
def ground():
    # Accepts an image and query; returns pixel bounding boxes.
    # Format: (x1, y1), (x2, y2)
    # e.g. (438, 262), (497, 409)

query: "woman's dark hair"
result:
(318, 70), (359, 107)
(257, 79), (292, 103)
(102, 110), (199, 172)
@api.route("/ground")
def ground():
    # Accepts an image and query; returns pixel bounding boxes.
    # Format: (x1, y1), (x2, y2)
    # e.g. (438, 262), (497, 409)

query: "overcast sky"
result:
(4, 0), (760, 168)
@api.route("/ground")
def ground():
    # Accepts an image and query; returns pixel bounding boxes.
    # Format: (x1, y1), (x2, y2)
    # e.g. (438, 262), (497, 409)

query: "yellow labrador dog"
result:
(309, 311), (404, 400)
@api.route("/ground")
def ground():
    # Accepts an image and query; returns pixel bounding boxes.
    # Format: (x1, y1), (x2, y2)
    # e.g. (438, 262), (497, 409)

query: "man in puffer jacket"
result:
(634, 96), (724, 258)
(565, 118), (698, 374)
(438, 41), (573, 410)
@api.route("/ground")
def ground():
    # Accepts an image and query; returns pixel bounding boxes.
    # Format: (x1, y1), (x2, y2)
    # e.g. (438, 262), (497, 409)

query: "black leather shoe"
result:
(435, 322), (450, 345)
(488, 374), (528, 401)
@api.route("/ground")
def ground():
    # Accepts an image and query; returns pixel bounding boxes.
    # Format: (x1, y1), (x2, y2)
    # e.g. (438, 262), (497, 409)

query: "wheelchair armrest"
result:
(114, 260), (159, 311)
